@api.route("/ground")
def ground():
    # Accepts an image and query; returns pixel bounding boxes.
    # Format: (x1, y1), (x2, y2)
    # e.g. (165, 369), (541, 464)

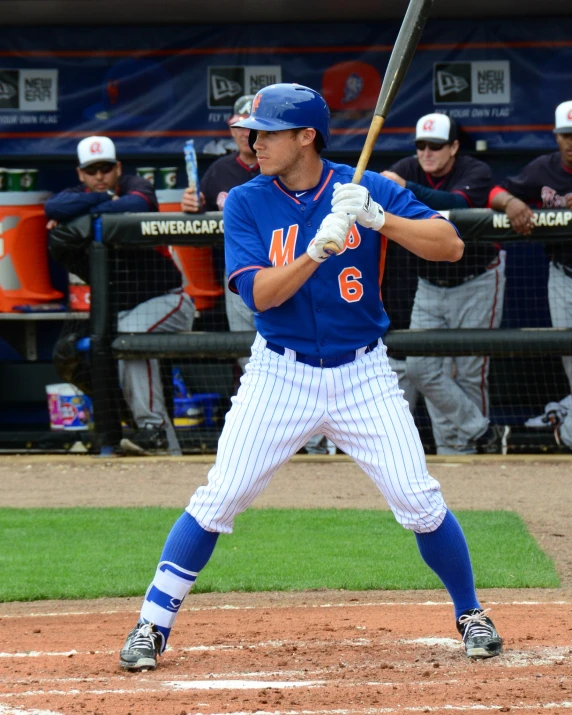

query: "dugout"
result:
(0, 1), (570, 451)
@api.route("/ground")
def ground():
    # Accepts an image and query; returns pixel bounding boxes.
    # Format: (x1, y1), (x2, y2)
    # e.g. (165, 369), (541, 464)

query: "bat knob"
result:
(323, 241), (341, 256)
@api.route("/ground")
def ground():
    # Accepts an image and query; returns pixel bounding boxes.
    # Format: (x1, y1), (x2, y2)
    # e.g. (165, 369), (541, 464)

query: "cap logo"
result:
(342, 73), (364, 104)
(90, 141), (103, 155)
(252, 93), (262, 113)
(567, 108), (572, 120)
(423, 119), (435, 131)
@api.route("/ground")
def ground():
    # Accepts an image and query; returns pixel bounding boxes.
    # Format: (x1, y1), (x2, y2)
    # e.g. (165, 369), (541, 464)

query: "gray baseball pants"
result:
(548, 263), (572, 448)
(118, 290), (195, 441)
(406, 252), (506, 454)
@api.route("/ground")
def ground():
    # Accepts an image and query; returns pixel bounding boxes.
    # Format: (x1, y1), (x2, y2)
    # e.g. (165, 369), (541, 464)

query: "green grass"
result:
(0, 508), (559, 602)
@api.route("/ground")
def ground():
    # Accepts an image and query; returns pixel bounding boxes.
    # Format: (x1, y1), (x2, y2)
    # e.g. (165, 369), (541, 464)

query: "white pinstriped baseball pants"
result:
(187, 333), (446, 534)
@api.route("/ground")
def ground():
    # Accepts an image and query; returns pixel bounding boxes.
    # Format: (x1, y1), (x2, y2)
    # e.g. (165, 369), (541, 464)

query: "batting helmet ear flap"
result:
(248, 129), (258, 154)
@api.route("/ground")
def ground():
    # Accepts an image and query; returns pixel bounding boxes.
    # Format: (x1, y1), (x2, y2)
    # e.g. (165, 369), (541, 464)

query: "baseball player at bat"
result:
(119, 84), (503, 671)
(46, 136), (195, 455)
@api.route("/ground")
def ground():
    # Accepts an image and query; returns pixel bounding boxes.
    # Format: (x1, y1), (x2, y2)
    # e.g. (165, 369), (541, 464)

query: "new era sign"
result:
(434, 62), (510, 104)
(208, 66), (281, 108)
(0, 69), (58, 111)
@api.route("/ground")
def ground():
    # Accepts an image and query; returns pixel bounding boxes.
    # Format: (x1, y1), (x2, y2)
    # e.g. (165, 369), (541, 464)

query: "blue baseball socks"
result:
(139, 512), (219, 649)
(414, 510), (481, 619)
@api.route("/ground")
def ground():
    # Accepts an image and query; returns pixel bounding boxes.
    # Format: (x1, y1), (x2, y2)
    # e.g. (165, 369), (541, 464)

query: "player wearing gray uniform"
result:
(119, 84), (502, 672)
(491, 100), (572, 448)
(46, 136), (195, 455)
(383, 114), (507, 455)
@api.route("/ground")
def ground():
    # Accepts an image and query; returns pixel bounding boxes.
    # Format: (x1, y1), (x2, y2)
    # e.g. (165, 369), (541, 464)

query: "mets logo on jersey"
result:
(269, 223), (361, 266)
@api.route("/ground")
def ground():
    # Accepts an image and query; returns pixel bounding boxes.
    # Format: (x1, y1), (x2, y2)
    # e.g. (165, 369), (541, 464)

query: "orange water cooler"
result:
(0, 192), (63, 312)
(157, 189), (223, 311)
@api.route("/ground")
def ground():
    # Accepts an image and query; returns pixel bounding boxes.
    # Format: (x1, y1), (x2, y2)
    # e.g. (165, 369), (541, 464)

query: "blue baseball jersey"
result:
(224, 159), (443, 358)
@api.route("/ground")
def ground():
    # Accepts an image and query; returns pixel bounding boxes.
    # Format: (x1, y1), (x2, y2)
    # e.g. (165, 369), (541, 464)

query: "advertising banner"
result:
(0, 18), (570, 156)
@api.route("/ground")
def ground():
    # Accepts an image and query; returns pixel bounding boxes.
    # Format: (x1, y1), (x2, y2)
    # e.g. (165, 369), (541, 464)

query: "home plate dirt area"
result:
(0, 594), (571, 715)
(0, 455), (571, 714)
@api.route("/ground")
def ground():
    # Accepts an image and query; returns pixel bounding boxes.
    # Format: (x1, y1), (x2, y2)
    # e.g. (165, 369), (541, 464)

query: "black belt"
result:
(266, 339), (379, 368)
(427, 274), (478, 288)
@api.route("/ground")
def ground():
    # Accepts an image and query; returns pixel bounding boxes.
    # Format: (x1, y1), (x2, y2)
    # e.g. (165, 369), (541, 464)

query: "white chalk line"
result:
(231, 707), (572, 714)
(0, 637), (375, 660)
(2, 693), (572, 712)
(0, 600), (568, 619)
(0, 636), (368, 659)
(2, 640), (570, 668)
(0, 706), (65, 715)
(4, 673), (559, 692)
(0, 680), (324, 697)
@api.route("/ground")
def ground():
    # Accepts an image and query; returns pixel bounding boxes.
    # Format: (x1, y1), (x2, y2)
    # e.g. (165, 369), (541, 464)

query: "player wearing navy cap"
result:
(382, 113), (507, 456)
(119, 84), (503, 671)
(491, 100), (572, 448)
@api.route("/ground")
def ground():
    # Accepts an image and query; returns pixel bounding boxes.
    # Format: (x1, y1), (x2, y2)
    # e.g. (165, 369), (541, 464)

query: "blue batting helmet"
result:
(231, 83), (330, 148)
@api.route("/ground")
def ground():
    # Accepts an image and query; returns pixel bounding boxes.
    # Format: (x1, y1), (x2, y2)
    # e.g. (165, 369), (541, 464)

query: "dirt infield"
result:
(1, 454), (571, 715)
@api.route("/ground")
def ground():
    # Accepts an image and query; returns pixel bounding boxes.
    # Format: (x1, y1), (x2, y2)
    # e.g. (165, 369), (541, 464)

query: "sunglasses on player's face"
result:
(82, 162), (116, 176)
(415, 141), (448, 152)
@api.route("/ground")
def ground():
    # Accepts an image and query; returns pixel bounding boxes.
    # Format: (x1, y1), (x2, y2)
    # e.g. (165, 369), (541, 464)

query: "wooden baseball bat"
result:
(324, 0), (434, 254)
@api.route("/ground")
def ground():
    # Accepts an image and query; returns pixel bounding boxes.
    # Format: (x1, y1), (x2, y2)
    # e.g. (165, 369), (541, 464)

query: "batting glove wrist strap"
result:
(307, 211), (352, 262)
(331, 182), (386, 232)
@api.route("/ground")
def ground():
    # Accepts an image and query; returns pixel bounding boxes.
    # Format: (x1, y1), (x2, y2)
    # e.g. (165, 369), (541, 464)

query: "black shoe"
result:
(456, 608), (503, 658)
(553, 426), (572, 451)
(120, 621), (163, 671)
(545, 409), (564, 428)
(120, 426), (168, 455)
(476, 425), (510, 455)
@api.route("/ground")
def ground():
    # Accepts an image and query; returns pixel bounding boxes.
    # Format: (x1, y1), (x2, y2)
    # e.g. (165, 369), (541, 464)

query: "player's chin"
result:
(258, 161), (274, 175)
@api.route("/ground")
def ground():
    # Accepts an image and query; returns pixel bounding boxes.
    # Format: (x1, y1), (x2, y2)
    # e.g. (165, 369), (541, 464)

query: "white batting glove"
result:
(331, 182), (385, 231)
(307, 211), (352, 262)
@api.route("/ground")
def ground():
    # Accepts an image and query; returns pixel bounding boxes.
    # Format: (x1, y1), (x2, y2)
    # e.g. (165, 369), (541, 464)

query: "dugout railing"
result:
(52, 207), (572, 454)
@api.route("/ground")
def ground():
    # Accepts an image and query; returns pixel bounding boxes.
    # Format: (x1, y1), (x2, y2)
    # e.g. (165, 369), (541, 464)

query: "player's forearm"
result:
(405, 182), (470, 210)
(383, 214), (464, 262)
(490, 190), (514, 212)
(253, 254), (319, 311)
(44, 191), (107, 221)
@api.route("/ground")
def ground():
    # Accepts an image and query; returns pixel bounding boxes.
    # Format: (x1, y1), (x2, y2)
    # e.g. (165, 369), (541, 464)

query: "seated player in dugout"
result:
(118, 83), (502, 673)
(490, 100), (572, 449)
(382, 114), (508, 456)
(181, 94), (333, 454)
(45, 135), (195, 456)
